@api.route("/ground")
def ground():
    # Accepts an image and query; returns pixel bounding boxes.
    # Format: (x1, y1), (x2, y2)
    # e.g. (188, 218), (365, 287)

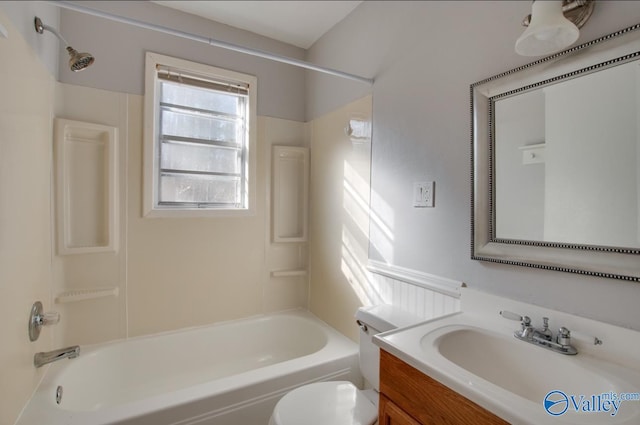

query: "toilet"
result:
(269, 305), (422, 425)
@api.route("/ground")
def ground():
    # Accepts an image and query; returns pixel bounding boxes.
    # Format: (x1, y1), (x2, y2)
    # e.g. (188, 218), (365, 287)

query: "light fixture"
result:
(516, 0), (595, 57)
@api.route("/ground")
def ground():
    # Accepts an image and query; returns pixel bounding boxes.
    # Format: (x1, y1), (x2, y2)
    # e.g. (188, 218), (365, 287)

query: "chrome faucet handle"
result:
(29, 301), (61, 342)
(557, 327), (572, 347)
(36, 311), (60, 326)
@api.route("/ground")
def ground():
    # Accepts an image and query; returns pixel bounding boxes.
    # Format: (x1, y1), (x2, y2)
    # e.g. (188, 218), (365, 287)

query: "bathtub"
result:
(17, 310), (362, 425)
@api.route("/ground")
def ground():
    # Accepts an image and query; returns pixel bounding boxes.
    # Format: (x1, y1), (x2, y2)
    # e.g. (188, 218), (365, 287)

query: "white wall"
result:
(306, 1), (640, 331)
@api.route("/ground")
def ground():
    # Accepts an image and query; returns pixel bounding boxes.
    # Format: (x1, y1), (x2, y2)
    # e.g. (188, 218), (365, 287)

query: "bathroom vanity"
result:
(379, 349), (507, 424)
(374, 288), (640, 425)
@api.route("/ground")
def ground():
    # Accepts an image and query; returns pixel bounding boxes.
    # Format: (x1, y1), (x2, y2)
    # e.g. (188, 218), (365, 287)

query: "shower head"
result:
(34, 17), (95, 72)
(65, 47), (95, 72)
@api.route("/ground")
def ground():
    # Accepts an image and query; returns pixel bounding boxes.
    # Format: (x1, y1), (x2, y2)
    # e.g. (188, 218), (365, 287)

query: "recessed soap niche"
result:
(272, 146), (309, 243)
(270, 146), (309, 280)
(54, 118), (118, 255)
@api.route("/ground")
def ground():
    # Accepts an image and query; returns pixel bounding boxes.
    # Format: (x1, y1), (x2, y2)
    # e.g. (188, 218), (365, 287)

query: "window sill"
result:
(143, 207), (256, 218)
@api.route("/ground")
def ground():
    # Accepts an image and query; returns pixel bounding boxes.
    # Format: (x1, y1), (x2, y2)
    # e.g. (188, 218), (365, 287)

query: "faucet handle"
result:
(39, 311), (60, 326)
(500, 310), (531, 335)
(557, 327), (572, 346)
(500, 310), (530, 326)
(500, 310), (521, 321)
(29, 301), (60, 342)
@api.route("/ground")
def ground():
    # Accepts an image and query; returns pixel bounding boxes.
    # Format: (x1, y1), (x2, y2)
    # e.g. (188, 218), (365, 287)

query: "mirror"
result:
(472, 23), (640, 282)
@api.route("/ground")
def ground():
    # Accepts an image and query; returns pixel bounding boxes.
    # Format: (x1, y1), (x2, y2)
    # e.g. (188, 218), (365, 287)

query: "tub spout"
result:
(34, 345), (80, 368)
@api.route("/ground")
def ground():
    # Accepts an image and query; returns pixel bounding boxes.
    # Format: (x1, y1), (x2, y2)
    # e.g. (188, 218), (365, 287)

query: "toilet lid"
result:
(271, 381), (377, 425)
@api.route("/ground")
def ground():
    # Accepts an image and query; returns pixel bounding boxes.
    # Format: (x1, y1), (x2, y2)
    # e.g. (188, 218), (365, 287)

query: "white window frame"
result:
(143, 52), (257, 217)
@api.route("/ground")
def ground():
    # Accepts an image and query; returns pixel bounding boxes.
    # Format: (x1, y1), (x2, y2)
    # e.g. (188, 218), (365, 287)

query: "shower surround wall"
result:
(0, 3), (312, 421)
(45, 1), (310, 344)
(52, 83), (129, 346)
(52, 87), (309, 345)
(0, 7), (57, 425)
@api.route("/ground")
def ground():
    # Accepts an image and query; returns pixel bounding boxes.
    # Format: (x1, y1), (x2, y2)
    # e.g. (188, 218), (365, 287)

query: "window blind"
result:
(155, 65), (249, 208)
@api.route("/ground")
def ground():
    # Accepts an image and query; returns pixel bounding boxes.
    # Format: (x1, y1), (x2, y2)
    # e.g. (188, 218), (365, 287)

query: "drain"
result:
(56, 386), (63, 405)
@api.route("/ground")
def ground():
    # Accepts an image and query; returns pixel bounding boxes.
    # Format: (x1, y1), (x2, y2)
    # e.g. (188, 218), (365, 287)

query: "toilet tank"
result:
(355, 305), (422, 390)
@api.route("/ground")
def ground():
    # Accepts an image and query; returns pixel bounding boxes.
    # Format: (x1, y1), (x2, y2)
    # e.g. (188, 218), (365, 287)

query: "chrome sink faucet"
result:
(500, 311), (578, 355)
(34, 345), (80, 368)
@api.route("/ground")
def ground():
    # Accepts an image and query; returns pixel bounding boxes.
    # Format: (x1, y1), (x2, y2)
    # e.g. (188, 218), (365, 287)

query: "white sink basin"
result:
(376, 307), (640, 425)
(428, 325), (616, 404)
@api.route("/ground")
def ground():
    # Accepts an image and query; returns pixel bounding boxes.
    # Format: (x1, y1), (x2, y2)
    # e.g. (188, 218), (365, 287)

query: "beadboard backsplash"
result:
(366, 261), (462, 320)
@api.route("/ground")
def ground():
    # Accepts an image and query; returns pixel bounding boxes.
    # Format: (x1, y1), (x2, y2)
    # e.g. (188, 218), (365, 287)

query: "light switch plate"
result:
(413, 181), (434, 207)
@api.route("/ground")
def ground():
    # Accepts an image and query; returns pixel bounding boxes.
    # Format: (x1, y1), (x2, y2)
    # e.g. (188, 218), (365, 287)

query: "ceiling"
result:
(153, 1), (362, 49)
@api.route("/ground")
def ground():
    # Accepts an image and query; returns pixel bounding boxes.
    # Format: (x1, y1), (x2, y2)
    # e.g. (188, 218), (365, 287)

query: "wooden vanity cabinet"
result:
(379, 350), (510, 425)
(379, 394), (421, 425)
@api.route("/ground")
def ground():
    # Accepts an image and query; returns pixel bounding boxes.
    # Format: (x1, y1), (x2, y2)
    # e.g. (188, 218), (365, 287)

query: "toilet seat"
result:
(269, 381), (377, 425)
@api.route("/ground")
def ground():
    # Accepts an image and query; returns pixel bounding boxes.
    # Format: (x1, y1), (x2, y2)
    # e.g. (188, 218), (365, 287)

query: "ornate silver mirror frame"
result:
(471, 22), (640, 282)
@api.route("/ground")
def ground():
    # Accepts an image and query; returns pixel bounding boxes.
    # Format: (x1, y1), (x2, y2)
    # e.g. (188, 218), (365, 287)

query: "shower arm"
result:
(34, 17), (69, 47)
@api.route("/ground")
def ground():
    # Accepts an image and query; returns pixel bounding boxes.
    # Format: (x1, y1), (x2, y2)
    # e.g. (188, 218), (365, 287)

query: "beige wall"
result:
(309, 96), (372, 342)
(3, 75), (310, 421)
(53, 89), (442, 349)
(127, 103), (308, 336)
(50, 82), (308, 343)
(51, 83), (129, 347)
(0, 11), (54, 425)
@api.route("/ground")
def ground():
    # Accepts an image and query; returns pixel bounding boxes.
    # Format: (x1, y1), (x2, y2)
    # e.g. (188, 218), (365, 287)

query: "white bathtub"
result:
(18, 310), (362, 425)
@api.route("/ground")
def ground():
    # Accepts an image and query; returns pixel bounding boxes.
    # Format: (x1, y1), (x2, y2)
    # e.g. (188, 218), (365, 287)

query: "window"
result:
(144, 52), (257, 217)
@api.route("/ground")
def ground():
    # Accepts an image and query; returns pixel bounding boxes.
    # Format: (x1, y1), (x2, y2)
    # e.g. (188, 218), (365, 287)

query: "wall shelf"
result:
(55, 287), (119, 304)
(54, 118), (118, 255)
(272, 146), (309, 243)
(270, 270), (308, 278)
(518, 142), (545, 165)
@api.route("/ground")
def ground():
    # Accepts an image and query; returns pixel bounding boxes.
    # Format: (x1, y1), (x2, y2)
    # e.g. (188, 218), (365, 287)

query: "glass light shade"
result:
(515, 0), (580, 56)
